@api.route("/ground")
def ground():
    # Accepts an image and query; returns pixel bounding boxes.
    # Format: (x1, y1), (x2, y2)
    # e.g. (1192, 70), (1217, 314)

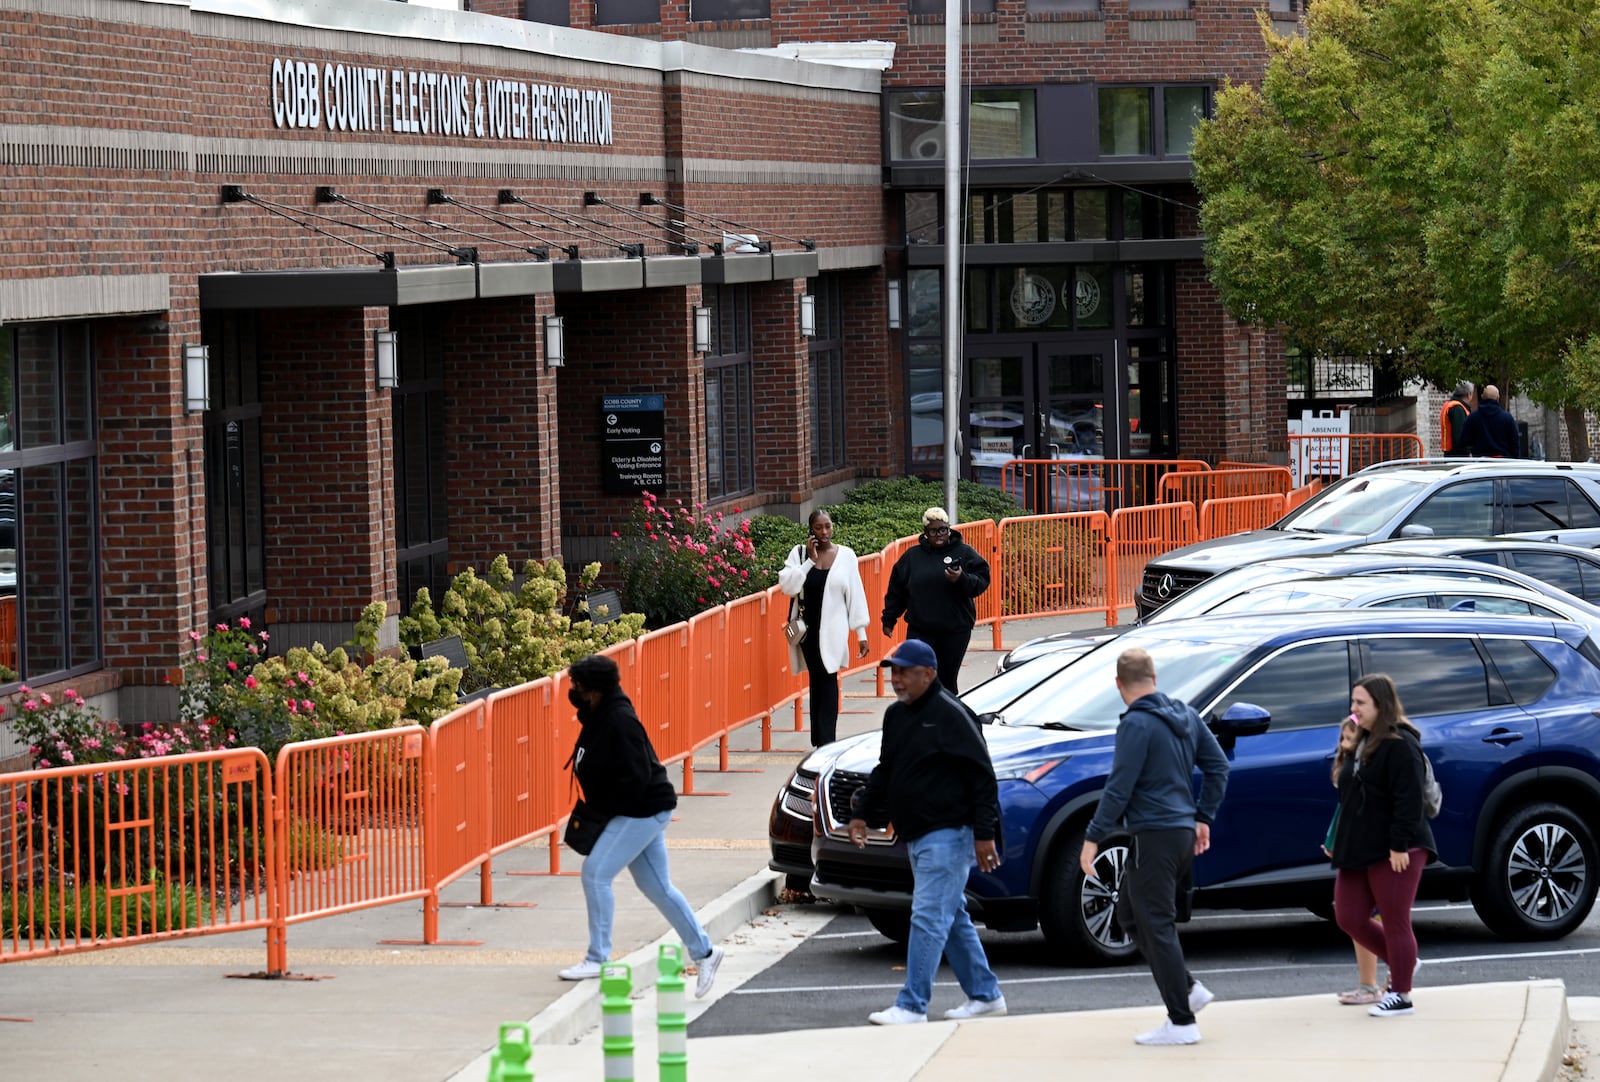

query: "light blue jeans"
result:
(580, 809), (713, 964)
(896, 826), (1003, 1014)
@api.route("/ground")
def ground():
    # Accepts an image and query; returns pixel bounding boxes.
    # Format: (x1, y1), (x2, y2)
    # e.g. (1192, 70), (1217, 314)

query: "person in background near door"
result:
(849, 638), (1007, 1026)
(558, 654), (725, 998)
(1461, 384), (1520, 458)
(1081, 647), (1229, 1046)
(779, 509), (870, 748)
(1438, 381), (1474, 457)
(881, 507), (991, 693)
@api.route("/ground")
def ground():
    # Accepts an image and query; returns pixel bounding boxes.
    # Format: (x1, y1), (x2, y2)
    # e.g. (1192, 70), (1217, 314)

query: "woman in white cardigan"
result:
(779, 510), (870, 747)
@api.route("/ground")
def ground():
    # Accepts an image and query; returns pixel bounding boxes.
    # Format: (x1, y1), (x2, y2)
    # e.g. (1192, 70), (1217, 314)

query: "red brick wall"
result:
(751, 280), (810, 502)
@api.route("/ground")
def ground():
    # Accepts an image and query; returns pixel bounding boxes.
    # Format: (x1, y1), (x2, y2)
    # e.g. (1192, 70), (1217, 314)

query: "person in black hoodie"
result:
(558, 654), (725, 998)
(1330, 673), (1437, 1019)
(847, 638), (1007, 1026)
(880, 507), (991, 692)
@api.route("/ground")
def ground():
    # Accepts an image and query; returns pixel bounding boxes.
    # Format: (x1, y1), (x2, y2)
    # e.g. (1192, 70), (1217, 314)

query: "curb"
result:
(1506, 979), (1571, 1082)
(525, 868), (782, 1049)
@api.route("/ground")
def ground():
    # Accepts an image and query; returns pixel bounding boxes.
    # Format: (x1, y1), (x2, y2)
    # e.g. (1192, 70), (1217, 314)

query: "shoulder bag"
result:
(783, 560), (808, 646)
(563, 746), (611, 856)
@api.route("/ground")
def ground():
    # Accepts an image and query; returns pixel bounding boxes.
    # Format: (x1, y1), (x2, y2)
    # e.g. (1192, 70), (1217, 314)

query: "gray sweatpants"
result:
(1114, 827), (1198, 1026)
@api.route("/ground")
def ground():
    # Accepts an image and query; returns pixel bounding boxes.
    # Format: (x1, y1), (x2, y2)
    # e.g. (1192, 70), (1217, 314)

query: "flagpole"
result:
(942, 0), (962, 523)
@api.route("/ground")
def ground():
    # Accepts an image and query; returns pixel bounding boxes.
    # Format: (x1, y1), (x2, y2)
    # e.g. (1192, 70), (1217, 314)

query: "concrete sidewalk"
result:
(0, 615), (1591, 1081)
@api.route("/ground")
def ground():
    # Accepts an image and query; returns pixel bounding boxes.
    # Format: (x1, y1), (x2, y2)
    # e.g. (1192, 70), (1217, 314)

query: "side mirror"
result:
(1398, 523), (1436, 538)
(1211, 702), (1271, 738)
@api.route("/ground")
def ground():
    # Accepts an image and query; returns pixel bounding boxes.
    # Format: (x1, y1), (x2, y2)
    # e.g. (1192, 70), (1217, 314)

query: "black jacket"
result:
(1330, 727), (1437, 869)
(1461, 400), (1520, 458)
(1085, 691), (1229, 844)
(851, 682), (1000, 843)
(881, 528), (992, 634)
(570, 687), (678, 820)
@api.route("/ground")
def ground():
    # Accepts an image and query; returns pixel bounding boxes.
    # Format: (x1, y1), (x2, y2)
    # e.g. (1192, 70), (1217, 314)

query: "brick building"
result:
(0, 0), (1291, 743)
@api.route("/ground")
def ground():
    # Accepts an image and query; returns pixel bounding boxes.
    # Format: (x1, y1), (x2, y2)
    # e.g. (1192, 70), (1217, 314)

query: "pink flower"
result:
(40, 693), (52, 706)
(17, 685), (30, 695)
(649, 533), (658, 541)
(22, 699), (37, 711)
(37, 758), (50, 768)
(239, 616), (251, 629)
(197, 654), (208, 663)
(287, 699), (299, 714)
(60, 749), (75, 764)
(216, 623), (228, 632)
(258, 631), (270, 642)
(244, 675), (258, 690)
(84, 737), (101, 750)
(612, 531), (620, 538)
(114, 746), (127, 756)
(116, 783), (130, 796)
(297, 672), (309, 684)
(300, 700), (315, 712)
(189, 630), (202, 642)
(226, 661), (238, 672)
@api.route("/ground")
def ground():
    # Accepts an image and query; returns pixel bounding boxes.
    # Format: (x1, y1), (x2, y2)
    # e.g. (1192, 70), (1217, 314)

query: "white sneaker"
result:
(1187, 981), (1215, 1014)
(868, 1005), (928, 1025)
(1135, 1020), (1201, 1046)
(943, 995), (1008, 1020)
(694, 945), (724, 999)
(559, 959), (603, 981)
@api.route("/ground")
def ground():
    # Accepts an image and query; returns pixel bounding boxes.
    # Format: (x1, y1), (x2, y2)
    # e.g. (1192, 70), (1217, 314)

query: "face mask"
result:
(568, 688), (587, 710)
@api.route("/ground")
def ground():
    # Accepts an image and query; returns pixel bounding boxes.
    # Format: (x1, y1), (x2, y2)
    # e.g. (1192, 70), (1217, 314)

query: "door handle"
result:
(1482, 729), (1524, 747)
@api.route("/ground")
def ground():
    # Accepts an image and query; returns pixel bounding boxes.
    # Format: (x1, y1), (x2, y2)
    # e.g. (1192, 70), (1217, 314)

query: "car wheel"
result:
(1471, 802), (1598, 940)
(861, 906), (911, 944)
(1039, 827), (1138, 966)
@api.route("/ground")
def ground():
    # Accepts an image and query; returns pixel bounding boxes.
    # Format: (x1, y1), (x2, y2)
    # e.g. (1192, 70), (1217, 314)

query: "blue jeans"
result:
(896, 826), (1003, 1014)
(580, 809), (713, 964)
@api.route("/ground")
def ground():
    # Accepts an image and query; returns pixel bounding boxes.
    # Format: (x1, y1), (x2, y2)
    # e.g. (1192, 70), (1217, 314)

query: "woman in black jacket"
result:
(558, 654), (725, 998)
(1330, 673), (1437, 1019)
(880, 507), (991, 692)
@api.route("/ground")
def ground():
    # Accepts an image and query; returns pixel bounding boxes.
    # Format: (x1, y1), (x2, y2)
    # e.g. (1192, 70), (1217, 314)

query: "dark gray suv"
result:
(1138, 460), (1600, 617)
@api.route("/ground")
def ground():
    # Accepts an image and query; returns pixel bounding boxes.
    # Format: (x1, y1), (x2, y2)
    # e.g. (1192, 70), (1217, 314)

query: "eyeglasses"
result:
(924, 524), (950, 535)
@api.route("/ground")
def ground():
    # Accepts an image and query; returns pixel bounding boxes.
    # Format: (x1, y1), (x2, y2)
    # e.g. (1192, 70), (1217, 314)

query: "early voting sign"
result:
(602, 395), (666, 494)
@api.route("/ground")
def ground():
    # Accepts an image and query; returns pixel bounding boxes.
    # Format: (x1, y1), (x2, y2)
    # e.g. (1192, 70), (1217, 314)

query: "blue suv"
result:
(771, 610), (1600, 964)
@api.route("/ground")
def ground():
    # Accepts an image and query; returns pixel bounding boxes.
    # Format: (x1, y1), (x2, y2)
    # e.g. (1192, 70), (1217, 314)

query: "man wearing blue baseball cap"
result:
(847, 639), (1006, 1026)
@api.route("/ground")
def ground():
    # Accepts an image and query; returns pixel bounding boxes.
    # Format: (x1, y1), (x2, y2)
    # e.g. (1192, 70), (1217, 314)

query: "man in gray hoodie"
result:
(1080, 647), (1229, 1046)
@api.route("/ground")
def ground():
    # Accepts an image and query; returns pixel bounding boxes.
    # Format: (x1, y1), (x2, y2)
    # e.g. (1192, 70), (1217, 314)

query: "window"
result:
(1505, 477), (1600, 533)
(970, 90), (1037, 159)
(523, 0), (570, 25)
(1163, 87), (1207, 156)
(904, 192), (940, 245)
(393, 310), (450, 611)
(1403, 480), (1496, 536)
(911, 0), (996, 11)
(907, 343), (944, 476)
(1507, 551), (1600, 602)
(690, 0), (770, 17)
(705, 286), (754, 499)
(202, 313), (267, 628)
(1363, 636), (1491, 715)
(1074, 190), (1108, 240)
(1099, 88), (1151, 156)
(888, 90), (945, 162)
(1210, 641), (1354, 732)
(1126, 265), (1170, 327)
(594, 0), (659, 24)
(906, 268), (942, 338)
(808, 277), (846, 474)
(1028, 0), (1099, 11)
(1482, 637), (1558, 705)
(0, 322), (100, 684)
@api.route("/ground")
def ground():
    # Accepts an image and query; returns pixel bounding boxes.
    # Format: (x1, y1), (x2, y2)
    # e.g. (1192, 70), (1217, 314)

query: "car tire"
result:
(1471, 802), (1598, 940)
(1039, 827), (1139, 966)
(861, 906), (911, 944)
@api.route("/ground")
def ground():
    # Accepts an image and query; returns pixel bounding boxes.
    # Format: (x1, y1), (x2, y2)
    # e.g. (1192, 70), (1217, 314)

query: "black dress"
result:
(800, 565), (838, 747)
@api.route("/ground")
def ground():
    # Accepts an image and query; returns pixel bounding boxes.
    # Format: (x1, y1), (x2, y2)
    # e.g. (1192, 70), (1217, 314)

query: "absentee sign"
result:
(601, 395), (666, 495)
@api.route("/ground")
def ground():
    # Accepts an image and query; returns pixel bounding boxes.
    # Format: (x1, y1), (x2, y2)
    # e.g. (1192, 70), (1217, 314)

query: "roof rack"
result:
(1356, 457), (1592, 474)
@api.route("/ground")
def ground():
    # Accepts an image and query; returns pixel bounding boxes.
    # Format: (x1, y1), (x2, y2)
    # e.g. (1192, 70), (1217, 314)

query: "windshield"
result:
(1276, 475), (1430, 536)
(994, 636), (1229, 730)
(1204, 584), (1356, 615)
(962, 649), (1087, 715)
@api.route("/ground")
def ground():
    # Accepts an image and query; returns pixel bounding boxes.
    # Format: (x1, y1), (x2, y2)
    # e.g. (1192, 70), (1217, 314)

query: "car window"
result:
(1402, 480), (1496, 536)
(1205, 587), (1349, 614)
(1438, 594), (1535, 615)
(1506, 551), (1596, 601)
(1480, 637), (1558, 704)
(1361, 636), (1491, 715)
(1367, 596), (1434, 609)
(1208, 640), (1353, 732)
(1504, 477), (1600, 532)
(1278, 475), (1430, 536)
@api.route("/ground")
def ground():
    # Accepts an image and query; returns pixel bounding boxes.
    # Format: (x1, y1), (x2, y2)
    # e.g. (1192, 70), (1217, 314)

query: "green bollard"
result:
(656, 944), (688, 1082)
(601, 962), (635, 1081)
(494, 1021), (534, 1082)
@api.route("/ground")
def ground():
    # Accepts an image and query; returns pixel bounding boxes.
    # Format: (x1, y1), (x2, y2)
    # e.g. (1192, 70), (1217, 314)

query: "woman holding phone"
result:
(779, 510), (870, 747)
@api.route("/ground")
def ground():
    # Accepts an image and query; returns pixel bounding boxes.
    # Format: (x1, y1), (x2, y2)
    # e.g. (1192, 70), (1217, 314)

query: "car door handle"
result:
(1482, 729), (1524, 747)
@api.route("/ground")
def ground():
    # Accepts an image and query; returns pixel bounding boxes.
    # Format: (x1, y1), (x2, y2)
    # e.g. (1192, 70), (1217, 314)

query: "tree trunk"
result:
(1563, 406), (1590, 462)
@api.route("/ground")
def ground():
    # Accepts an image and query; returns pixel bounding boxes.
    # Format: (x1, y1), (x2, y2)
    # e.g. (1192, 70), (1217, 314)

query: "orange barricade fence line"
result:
(272, 727), (427, 973)
(875, 535), (918, 697)
(635, 623), (695, 788)
(1158, 466), (1293, 509)
(422, 700), (502, 936)
(761, 583), (809, 751)
(842, 550), (888, 682)
(1, 749), (276, 966)
(712, 593), (769, 773)
(1198, 493), (1288, 541)
(680, 609), (730, 796)
(1107, 503), (1200, 611)
(1286, 478), (1323, 510)
(1287, 433), (1424, 486)
(992, 511), (1115, 646)
(997, 458), (1208, 518)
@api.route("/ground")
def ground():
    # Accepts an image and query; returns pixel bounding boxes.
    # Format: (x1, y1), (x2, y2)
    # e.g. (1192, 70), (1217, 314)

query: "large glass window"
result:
(911, 0), (996, 11)
(904, 192), (940, 245)
(0, 322), (100, 684)
(970, 90), (1037, 159)
(202, 312), (267, 628)
(1163, 86), (1208, 157)
(594, 0), (660, 24)
(690, 0), (770, 17)
(1099, 87), (1152, 156)
(705, 286), (754, 499)
(808, 277), (846, 474)
(908, 343), (944, 477)
(393, 309), (449, 612)
(888, 90), (945, 162)
(1099, 84), (1211, 158)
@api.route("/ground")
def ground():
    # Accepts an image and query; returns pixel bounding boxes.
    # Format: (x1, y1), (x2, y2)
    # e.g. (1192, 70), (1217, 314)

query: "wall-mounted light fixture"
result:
(183, 344), (211, 413)
(887, 278), (902, 330)
(693, 305), (712, 354)
(545, 315), (565, 368)
(374, 329), (398, 390)
(799, 293), (816, 338)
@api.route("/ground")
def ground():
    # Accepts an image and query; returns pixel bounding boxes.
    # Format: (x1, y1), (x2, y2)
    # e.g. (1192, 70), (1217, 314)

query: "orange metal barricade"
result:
(722, 591), (770, 728)
(483, 676), (572, 873)
(0, 594), (15, 670)
(998, 458), (1209, 517)
(1285, 479), (1323, 510)
(270, 727), (426, 974)
(959, 519), (1002, 630)
(422, 701), (491, 941)
(761, 583), (810, 745)
(1158, 466), (1292, 508)
(634, 623), (693, 776)
(1198, 494), (1288, 541)
(991, 511), (1115, 644)
(1107, 503), (1200, 611)
(1288, 433), (1424, 485)
(875, 535), (918, 696)
(1, 749), (275, 964)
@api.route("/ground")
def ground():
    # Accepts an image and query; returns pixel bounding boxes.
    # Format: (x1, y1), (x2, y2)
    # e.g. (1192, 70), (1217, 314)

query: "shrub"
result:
(400, 556), (646, 686)
(611, 493), (772, 628)
(0, 874), (211, 940)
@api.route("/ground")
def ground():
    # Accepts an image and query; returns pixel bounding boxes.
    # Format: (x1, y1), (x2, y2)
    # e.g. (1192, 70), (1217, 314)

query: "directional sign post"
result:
(601, 394), (666, 495)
